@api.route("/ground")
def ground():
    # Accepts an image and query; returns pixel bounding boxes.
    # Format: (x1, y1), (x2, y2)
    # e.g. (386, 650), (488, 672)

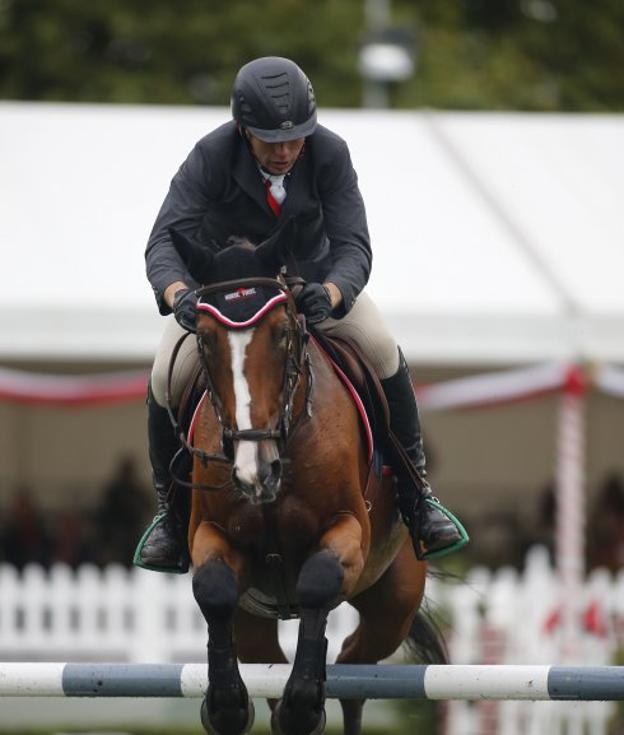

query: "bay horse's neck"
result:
(288, 335), (368, 470)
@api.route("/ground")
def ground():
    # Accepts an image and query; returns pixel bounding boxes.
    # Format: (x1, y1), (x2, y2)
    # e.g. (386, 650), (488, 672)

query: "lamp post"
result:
(359, 0), (416, 108)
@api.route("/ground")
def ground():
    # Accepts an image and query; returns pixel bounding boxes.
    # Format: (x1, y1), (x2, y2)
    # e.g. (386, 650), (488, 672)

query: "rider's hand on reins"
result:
(173, 287), (199, 332)
(295, 283), (333, 325)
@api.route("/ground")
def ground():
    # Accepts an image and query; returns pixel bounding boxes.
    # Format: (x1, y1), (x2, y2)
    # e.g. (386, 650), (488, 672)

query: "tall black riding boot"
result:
(135, 387), (190, 573)
(380, 349), (462, 557)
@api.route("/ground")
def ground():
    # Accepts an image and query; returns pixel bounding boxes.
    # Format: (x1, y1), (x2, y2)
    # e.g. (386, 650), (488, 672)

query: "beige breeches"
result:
(150, 291), (400, 407)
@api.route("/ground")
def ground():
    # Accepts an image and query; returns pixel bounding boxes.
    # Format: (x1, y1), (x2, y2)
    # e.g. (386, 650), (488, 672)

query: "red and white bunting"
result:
(0, 366), (149, 406)
(415, 362), (573, 412)
(1, 360), (623, 409)
(594, 363), (624, 399)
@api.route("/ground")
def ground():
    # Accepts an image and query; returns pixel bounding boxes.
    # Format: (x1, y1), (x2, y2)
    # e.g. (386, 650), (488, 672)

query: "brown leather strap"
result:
(387, 430), (428, 495)
(328, 336), (428, 496)
(262, 504), (297, 619)
(362, 461), (381, 510)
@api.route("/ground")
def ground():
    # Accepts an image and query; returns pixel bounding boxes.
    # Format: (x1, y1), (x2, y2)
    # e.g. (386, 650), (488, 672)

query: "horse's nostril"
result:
(257, 458), (281, 489)
(270, 458), (282, 481)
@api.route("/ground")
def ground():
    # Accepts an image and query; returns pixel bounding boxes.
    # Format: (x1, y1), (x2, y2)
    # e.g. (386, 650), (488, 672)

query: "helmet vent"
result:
(261, 72), (290, 116)
(237, 94), (254, 118)
(307, 82), (316, 113)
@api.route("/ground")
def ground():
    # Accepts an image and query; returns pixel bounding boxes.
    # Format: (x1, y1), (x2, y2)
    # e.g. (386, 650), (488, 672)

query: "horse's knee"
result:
(297, 549), (344, 609)
(193, 559), (238, 620)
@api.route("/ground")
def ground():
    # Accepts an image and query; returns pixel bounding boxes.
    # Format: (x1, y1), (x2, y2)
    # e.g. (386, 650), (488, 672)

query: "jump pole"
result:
(1, 664), (623, 701)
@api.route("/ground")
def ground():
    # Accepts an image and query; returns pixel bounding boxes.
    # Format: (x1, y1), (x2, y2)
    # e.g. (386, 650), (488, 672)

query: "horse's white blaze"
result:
(228, 330), (258, 486)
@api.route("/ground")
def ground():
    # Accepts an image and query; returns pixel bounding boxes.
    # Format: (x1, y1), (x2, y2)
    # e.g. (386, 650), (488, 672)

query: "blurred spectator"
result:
(93, 454), (150, 566)
(534, 480), (556, 559)
(538, 481), (556, 533)
(51, 504), (96, 568)
(588, 472), (624, 572)
(1, 485), (52, 569)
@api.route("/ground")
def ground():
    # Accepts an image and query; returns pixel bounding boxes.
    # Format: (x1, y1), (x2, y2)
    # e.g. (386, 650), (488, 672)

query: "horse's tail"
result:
(403, 605), (449, 665)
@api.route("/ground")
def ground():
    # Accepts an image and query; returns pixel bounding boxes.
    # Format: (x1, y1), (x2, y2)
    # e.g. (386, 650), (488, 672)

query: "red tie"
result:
(265, 179), (282, 217)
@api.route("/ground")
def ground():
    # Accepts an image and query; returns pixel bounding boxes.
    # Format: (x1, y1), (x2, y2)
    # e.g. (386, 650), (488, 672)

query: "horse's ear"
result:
(256, 216), (298, 270)
(169, 227), (214, 283)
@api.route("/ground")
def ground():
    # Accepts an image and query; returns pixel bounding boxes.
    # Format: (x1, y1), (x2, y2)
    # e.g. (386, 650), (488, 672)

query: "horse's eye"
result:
(276, 325), (289, 347)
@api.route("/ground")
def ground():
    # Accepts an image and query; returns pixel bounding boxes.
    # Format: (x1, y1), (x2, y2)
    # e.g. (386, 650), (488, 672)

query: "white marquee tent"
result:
(1, 101), (623, 365)
(1, 104), (624, 641)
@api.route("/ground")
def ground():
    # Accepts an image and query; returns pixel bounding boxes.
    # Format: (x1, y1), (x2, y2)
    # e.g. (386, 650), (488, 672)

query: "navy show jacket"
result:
(146, 120), (372, 317)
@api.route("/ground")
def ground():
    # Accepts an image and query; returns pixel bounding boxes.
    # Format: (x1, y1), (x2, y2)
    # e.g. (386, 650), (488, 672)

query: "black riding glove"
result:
(295, 283), (333, 325)
(172, 288), (198, 332)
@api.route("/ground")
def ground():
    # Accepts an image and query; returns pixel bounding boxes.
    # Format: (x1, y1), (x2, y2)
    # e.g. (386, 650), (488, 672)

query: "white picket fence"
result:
(0, 559), (356, 664)
(1, 546), (622, 734)
(431, 546), (624, 735)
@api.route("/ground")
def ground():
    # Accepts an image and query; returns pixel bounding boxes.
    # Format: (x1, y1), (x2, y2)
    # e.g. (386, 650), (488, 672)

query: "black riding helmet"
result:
(231, 57), (317, 143)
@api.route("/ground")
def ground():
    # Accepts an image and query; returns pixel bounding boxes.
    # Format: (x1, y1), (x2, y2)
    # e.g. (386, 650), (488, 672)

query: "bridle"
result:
(167, 276), (312, 490)
(198, 276), (310, 448)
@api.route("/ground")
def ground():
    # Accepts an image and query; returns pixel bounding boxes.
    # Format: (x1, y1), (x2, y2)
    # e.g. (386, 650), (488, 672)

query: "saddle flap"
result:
(311, 332), (391, 455)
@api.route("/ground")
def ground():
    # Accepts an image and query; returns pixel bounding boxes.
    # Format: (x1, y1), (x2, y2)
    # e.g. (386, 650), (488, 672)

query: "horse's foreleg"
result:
(337, 540), (427, 735)
(192, 521), (254, 735)
(234, 606), (287, 714)
(273, 551), (341, 735)
(274, 514), (364, 735)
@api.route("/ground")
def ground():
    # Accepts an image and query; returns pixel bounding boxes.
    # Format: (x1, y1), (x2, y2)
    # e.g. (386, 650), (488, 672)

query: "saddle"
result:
(311, 330), (430, 499)
(310, 331), (389, 471)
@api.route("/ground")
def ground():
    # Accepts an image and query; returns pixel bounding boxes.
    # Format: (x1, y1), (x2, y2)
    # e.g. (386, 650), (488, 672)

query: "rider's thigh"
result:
(318, 291), (399, 379)
(150, 317), (200, 407)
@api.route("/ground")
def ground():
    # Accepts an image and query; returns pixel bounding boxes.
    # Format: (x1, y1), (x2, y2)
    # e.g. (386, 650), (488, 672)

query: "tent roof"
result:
(2, 102), (623, 365)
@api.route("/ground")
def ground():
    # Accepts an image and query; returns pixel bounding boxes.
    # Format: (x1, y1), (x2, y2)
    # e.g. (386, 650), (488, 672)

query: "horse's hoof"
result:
(271, 698), (326, 735)
(200, 693), (255, 735)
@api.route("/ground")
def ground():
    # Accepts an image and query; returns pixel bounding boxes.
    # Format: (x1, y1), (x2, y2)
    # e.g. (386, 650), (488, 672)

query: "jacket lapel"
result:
(280, 155), (308, 218)
(232, 140), (272, 215)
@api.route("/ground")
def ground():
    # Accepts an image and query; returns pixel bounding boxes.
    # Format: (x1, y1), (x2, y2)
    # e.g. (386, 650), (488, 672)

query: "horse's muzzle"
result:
(233, 457), (282, 504)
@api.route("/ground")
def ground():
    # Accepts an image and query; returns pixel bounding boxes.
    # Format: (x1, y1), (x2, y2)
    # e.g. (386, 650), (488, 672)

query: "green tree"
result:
(0, 0), (622, 110)
(0, 0), (366, 105)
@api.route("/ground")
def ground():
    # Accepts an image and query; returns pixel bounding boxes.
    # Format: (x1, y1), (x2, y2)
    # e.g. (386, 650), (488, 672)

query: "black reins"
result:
(166, 276), (313, 491)
(165, 332), (232, 491)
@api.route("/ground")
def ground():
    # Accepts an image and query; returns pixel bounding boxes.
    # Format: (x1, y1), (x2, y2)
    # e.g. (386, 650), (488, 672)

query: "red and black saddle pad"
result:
(310, 330), (392, 472)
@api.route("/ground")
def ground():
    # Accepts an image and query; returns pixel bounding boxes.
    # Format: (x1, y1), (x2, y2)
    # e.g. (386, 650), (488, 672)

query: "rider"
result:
(138, 56), (463, 573)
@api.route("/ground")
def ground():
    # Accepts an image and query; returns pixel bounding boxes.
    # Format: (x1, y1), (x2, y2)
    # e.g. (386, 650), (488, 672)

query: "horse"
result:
(169, 224), (447, 735)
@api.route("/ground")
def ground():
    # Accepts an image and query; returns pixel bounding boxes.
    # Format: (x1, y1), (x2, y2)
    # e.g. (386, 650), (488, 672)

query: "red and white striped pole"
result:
(555, 365), (586, 663)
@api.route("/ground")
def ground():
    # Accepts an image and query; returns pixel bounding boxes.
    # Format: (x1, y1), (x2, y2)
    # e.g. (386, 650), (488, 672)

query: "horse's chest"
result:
(225, 504), (265, 543)
(222, 500), (325, 619)
(225, 497), (322, 555)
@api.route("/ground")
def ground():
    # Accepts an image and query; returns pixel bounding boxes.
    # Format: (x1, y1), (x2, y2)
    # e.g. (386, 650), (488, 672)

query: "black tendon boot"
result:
(133, 387), (190, 573)
(381, 349), (463, 558)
